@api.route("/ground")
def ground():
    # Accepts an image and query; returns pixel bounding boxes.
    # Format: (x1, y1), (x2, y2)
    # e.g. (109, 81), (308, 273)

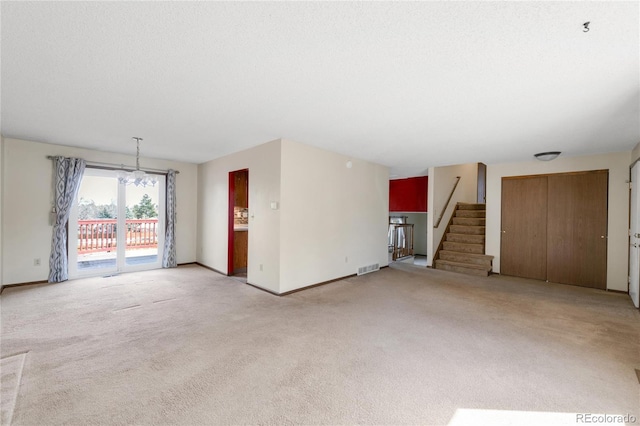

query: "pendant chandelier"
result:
(117, 137), (157, 187)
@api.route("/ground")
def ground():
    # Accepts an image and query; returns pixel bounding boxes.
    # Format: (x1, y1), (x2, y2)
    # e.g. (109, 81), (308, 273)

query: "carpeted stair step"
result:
(435, 259), (492, 277)
(449, 225), (486, 235)
(452, 217), (486, 226)
(457, 203), (486, 210)
(439, 250), (493, 266)
(455, 209), (486, 218)
(446, 233), (485, 244)
(442, 241), (484, 254)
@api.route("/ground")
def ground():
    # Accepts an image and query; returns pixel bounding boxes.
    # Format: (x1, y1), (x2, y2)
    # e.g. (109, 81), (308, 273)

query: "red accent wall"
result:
(389, 176), (428, 212)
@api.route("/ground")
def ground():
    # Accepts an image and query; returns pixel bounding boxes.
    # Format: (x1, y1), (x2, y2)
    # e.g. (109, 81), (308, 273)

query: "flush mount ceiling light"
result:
(534, 151), (561, 162)
(117, 137), (157, 187)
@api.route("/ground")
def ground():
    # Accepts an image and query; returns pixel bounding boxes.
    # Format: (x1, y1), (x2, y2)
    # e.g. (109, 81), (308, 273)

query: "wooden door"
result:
(501, 176), (548, 280)
(228, 169), (249, 276)
(234, 170), (248, 208)
(233, 231), (248, 272)
(547, 171), (608, 289)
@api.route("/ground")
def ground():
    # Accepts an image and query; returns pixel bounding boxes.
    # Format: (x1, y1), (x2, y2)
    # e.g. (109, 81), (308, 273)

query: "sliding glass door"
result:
(70, 169), (119, 274)
(123, 179), (164, 268)
(68, 168), (165, 278)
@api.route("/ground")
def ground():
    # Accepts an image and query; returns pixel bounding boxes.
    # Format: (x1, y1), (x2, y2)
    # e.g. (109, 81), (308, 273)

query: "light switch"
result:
(270, 202), (279, 210)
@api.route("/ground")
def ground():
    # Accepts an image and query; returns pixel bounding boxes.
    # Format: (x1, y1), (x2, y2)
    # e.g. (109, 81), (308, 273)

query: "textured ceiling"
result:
(1, 1), (638, 177)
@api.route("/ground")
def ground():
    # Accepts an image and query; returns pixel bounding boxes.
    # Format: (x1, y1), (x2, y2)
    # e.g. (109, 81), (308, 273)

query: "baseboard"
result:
(245, 282), (281, 296)
(194, 262), (226, 276)
(606, 288), (628, 294)
(3, 264), (201, 294)
(1, 280), (48, 294)
(194, 263), (385, 296)
(279, 273), (359, 296)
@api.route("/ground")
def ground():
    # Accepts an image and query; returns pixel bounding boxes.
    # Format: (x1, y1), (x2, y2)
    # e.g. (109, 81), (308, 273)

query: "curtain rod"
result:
(46, 156), (180, 174)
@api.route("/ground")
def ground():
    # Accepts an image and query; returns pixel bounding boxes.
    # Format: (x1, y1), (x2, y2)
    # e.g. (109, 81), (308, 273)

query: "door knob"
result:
(633, 243), (639, 248)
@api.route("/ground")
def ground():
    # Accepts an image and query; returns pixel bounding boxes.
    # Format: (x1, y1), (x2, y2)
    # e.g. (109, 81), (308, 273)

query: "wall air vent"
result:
(357, 263), (380, 276)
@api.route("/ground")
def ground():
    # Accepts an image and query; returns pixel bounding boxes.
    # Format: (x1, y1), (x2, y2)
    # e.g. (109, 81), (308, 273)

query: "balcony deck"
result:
(76, 219), (160, 271)
(78, 248), (159, 270)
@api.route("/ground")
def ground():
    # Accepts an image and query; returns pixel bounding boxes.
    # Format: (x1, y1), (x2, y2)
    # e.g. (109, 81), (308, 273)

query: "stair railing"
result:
(434, 176), (461, 228)
(432, 205), (459, 266)
(389, 223), (414, 261)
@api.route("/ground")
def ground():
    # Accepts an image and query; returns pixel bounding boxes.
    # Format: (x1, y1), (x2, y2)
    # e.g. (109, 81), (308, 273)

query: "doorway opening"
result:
(228, 169), (249, 278)
(68, 167), (166, 278)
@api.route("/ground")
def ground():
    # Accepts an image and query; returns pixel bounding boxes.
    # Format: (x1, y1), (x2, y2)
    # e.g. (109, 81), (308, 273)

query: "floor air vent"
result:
(357, 263), (380, 276)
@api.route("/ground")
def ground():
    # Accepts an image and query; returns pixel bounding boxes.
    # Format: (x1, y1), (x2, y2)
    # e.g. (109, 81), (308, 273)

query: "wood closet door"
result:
(547, 171), (608, 289)
(501, 176), (548, 280)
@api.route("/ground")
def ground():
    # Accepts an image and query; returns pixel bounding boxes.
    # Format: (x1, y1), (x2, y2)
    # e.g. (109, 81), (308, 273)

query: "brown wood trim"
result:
(6, 265), (201, 294)
(250, 267), (388, 297)
(245, 282), (281, 296)
(433, 204), (458, 265)
(502, 169), (608, 181)
(195, 263), (387, 296)
(279, 273), (358, 296)
(247, 274), (358, 297)
(1, 280), (48, 294)
(195, 262), (226, 276)
(283, 266), (389, 295)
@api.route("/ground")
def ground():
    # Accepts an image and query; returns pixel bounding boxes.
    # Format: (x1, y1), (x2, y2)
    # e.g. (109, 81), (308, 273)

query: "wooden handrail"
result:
(434, 176), (461, 228)
(432, 205), (458, 265)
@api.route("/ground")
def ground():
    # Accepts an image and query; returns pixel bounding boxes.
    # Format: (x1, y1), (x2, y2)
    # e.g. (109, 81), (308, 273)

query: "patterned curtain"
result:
(162, 169), (177, 268)
(48, 157), (86, 283)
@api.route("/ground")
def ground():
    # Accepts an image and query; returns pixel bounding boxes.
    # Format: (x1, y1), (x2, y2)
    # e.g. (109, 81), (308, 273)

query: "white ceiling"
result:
(1, 1), (638, 177)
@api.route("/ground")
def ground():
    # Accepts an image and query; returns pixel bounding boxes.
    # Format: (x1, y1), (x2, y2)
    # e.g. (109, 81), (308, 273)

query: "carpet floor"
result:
(1, 264), (639, 425)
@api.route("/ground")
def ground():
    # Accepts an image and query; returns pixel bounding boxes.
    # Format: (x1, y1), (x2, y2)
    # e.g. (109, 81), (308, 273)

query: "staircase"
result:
(434, 203), (493, 277)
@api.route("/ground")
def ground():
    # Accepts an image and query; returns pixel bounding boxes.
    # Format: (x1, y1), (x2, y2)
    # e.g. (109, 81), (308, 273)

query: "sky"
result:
(78, 174), (161, 208)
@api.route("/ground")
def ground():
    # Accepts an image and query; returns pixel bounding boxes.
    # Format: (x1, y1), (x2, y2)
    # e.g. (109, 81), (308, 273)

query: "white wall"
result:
(0, 135), (4, 290)
(197, 139), (282, 294)
(632, 142), (640, 163)
(427, 163), (478, 266)
(1, 138), (198, 285)
(486, 151), (631, 291)
(279, 139), (389, 293)
(197, 138), (389, 294)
